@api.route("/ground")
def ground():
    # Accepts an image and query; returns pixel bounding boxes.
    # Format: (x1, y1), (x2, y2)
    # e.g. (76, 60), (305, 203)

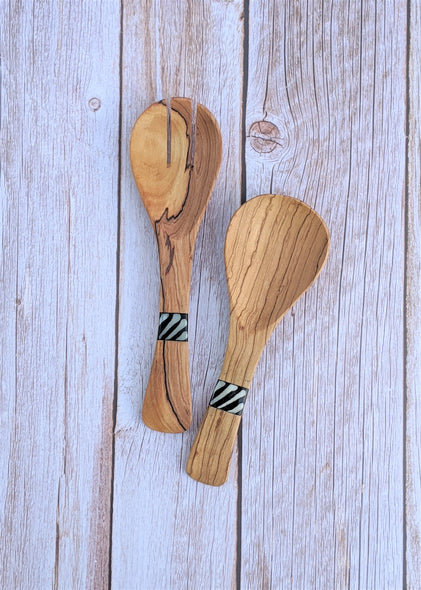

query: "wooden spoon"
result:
(186, 194), (330, 484)
(130, 98), (222, 432)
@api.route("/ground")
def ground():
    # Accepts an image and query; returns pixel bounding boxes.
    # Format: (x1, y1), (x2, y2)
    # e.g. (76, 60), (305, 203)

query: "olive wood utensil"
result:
(130, 98), (222, 432)
(186, 194), (330, 484)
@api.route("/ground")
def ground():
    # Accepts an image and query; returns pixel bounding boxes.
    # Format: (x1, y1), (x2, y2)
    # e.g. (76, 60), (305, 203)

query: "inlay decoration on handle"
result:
(157, 313), (188, 342)
(209, 380), (249, 415)
(187, 194), (330, 485)
(130, 98), (222, 432)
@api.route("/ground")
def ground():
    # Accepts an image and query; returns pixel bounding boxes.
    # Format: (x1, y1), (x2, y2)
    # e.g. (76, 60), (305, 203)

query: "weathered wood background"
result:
(1, 1), (419, 588)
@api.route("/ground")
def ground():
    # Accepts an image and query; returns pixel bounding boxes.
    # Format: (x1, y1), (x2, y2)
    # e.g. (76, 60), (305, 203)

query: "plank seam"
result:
(403, 0), (412, 586)
(237, 0), (250, 587)
(108, 2), (124, 588)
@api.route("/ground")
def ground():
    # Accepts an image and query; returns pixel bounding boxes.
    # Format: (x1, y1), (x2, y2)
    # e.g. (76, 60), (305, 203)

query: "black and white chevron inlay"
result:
(209, 380), (249, 416)
(157, 313), (188, 341)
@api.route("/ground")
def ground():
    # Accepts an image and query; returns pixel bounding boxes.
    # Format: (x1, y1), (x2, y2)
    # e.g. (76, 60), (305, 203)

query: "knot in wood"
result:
(249, 121), (281, 154)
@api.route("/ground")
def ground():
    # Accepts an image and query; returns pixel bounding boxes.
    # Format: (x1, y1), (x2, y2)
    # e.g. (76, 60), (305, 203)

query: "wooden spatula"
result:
(186, 194), (330, 484)
(130, 98), (222, 432)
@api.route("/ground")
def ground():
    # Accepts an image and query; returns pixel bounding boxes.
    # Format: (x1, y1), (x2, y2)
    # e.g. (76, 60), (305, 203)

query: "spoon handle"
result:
(186, 379), (249, 485)
(142, 236), (193, 433)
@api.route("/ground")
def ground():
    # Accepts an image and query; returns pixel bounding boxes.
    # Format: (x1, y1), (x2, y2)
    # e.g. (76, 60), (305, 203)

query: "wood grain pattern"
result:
(220, 195), (329, 387)
(187, 406), (242, 487)
(0, 1), (119, 588)
(0, 0), (417, 588)
(130, 98), (222, 432)
(242, 1), (407, 588)
(406, 0), (421, 587)
(141, 339), (190, 432)
(187, 195), (329, 486)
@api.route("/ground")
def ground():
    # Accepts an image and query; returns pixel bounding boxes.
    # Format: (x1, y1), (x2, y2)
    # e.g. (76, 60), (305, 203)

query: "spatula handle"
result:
(186, 379), (249, 485)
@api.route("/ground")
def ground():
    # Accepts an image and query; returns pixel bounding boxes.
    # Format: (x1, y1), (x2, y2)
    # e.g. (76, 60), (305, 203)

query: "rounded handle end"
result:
(186, 406), (241, 486)
(142, 340), (191, 433)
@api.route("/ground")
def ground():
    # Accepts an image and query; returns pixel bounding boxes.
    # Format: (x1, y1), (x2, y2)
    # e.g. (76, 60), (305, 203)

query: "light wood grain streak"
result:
(406, 1), (421, 587)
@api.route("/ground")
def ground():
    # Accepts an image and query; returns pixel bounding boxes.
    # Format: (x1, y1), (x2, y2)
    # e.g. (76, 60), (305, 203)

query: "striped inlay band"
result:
(157, 313), (188, 341)
(209, 380), (249, 416)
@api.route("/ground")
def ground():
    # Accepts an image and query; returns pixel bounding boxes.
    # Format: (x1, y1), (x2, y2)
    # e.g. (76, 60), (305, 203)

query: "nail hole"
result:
(88, 97), (101, 112)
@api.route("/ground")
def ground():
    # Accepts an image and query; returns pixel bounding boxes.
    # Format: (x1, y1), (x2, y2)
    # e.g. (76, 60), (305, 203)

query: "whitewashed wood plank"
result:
(113, 1), (243, 588)
(406, 0), (421, 587)
(0, 2), (119, 588)
(242, 1), (406, 588)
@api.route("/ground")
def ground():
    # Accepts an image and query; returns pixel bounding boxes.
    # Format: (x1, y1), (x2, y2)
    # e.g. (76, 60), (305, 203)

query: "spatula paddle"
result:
(130, 98), (222, 432)
(187, 194), (330, 484)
